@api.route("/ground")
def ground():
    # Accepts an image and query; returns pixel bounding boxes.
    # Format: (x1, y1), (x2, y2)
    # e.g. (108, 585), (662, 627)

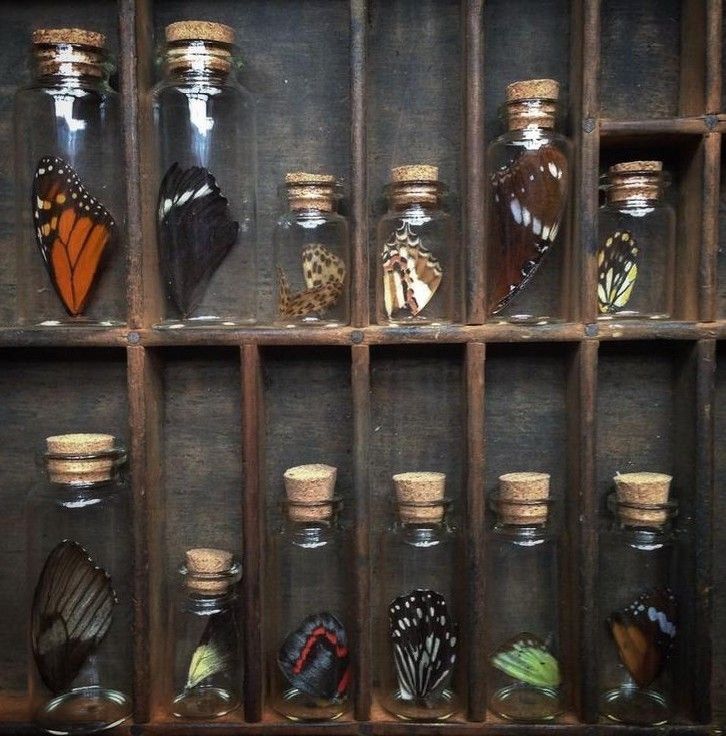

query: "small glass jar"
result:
(598, 473), (678, 725)
(486, 79), (571, 323)
(26, 434), (132, 734)
(273, 172), (350, 327)
(14, 28), (126, 326)
(268, 465), (351, 721)
(597, 161), (675, 319)
(375, 472), (461, 721)
(152, 21), (257, 327)
(486, 473), (562, 722)
(170, 548), (242, 719)
(375, 165), (459, 325)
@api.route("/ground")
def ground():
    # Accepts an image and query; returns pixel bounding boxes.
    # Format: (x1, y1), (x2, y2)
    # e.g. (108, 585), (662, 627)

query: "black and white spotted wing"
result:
(389, 589), (457, 703)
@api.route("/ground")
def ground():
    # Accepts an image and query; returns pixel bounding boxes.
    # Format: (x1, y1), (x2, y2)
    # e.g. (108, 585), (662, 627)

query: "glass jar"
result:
(375, 472), (461, 721)
(14, 28), (126, 327)
(597, 161), (675, 319)
(486, 473), (562, 722)
(375, 165), (459, 325)
(26, 434), (132, 734)
(170, 548), (242, 719)
(268, 464), (351, 721)
(152, 21), (257, 327)
(273, 172), (350, 327)
(486, 79), (571, 323)
(598, 473), (678, 725)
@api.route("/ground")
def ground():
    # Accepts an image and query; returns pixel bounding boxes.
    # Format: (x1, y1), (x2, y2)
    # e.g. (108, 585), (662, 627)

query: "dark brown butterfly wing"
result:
(488, 145), (568, 314)
(32, 156), (116, 316)
(31, 540), (116, 694)
(608, 588), (676, 689)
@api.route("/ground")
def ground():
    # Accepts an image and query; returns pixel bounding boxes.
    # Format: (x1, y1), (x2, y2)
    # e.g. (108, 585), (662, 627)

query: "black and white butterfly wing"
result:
(597, 230), (639, 314)
(389, 589), (457, 703)
(186, 608), (237, 690)
(277, 612), (350, 701)
(157, 163), (239, 318)
(31, 540), (116, 694)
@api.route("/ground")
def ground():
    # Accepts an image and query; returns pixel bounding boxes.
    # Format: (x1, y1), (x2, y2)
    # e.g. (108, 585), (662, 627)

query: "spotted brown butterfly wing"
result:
(597, 231), (639, 314)
(488, 145), (568, 314)
(608, 588), (676, 689)
(31, 540), (116, 694)
(32, 156), (116, 317)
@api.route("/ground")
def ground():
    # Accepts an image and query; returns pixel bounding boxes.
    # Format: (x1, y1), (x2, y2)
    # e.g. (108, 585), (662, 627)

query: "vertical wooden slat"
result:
(465, 341), (486, 720)
(350, 0), (369, 328)
(127, 345), (164, 723)
(241, 344), (264, 722)
(679, 0), (707, 116)
(351, 344), (371, 719)
(705, 0), (723, 114)
(701, 133), (721, 321)
(463, 0), (486, 325)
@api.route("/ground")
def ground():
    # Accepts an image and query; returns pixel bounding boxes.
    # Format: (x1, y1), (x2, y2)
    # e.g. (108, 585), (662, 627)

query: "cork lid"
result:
(285, 171), (336, 186)
(496, 472), (551, 525)
(609, 160), (663, 174)
(284, 464), (337, 521)
(614, 472), (673, 527)
(506, 78), (560, 102)
(390, 165), (439, 183)
(394, 471), (447, 523)
(285, 172), (336, 212)
(46, 433), (118, 485)
(184, 547), (239, 594)
(165, 20), (235, 45)
(32, 28), (106, 49)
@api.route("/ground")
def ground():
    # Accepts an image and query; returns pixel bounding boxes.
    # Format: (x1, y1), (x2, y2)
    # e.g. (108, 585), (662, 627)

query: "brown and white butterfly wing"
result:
(301, 244), (346, 290)
(488, 145), (568, 314)
(597, 231), (639, 314)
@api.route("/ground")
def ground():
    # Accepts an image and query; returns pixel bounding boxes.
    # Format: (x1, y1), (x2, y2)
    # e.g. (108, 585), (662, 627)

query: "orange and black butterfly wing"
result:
(32, 156), (115, 317)
(488, 145), (568, 314)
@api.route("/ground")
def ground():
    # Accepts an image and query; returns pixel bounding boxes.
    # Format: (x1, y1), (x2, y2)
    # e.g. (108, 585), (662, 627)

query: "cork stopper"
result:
(390, 165), (439, 183)
(388, 165), (441, 208)
(497, 472), (551, 525)
(506, 79), (560, 131)
(614, 472), (672, 527)
(284, 464), (337, 522)
(46, 433), (116, 484)
(285, 172), (336, 212)
(32, 28), (106, 49)
(610, 161), (663, 174)
(394, 472), (446, 523)
(606, 160), (664, 203)
(506, 79), (560, 103)
(165, 21), (235, 45)
(185, 548), (235, 594)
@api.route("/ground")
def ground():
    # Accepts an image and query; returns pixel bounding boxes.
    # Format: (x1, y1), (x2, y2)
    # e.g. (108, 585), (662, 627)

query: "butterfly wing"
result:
(278, 612), (350, 701)
(32, 156), (116, 316)
(157, 163), (239, 318)
(31, 540), (116, 694)
(186, 608), (236, 690)
(382, 223), (442, 318)
(389, 589), (457, 702)
(608, 588), (676, 689)
(488, 145), (568, 314)
(491, 633), (561, 688)
(597, 230), (639, 314)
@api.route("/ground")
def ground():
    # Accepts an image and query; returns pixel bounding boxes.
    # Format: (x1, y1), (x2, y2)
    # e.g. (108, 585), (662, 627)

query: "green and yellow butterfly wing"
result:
(185, 609), (236, 690)
(491, 633), (561, 688)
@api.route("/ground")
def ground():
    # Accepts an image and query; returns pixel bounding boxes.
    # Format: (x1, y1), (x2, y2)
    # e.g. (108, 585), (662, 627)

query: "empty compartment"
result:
(718, 145), (726, 318)
(713, 344), (726, 721)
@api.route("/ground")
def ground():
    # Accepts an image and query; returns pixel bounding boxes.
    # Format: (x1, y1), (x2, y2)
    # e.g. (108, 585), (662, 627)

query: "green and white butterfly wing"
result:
(185, 609), (236, 690)
(491, 634), (561, 688)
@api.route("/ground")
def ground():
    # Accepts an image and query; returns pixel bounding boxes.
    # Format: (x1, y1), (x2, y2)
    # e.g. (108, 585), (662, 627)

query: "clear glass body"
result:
(486, 520), (562, 721)
(273, 203), (350, 327)
(597, 188), (676, 319)
(598, 512), (677, 725)
(14, 45), (126, 326)
(486, 108), (571, 323)
(375, 185), (460, 325)
(170, 567), (242, 719)
(268, 507), (351, 721)
(25, 448), (132, 734)
(151, 40), (257, 326)
(375, 504), (462, 720)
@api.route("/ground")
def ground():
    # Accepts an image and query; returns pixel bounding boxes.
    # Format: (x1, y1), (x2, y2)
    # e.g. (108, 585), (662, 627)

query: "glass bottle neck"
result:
(397, 520), (448, 546)
(32, 44), (107, 86)
(164, 41), (233, 85)
(284, 518), (338, 546)
(183, 589), (236, 613)
(492, 522), (551, 542)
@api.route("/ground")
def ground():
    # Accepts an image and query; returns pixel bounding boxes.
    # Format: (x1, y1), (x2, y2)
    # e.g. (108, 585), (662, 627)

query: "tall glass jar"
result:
(486, 473), (562, 722)
(375, 472), (462, 721)
(26, 434), (132, 734)
(597, 161), (675, 319)
(268, 464), (351, 721)
(273, 172), (349, 327)
(170, 548), (242, 719)
(486, 79), (571, 323)
(152, 21), (257, 327)
(14, 28), (126, 327)
(375, 165), (460, 325)
(598, 473), (678, 725)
